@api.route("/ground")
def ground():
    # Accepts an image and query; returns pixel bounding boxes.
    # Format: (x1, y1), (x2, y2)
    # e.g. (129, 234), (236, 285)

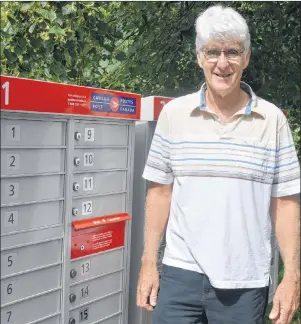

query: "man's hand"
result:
(269, 273), (300, 323)
(137, 263), (160, 311)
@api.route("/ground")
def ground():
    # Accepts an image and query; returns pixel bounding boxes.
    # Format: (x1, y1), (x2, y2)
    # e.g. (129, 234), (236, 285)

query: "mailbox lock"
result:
(74, 132), (81, 140)
(69, 293), (76, 303)
(69, 319), (75, 324)
(73, 182), (80, 191)
(74, 157), (80, 166)
(72, 208), (79, 216)
(70, 269), (77, 278)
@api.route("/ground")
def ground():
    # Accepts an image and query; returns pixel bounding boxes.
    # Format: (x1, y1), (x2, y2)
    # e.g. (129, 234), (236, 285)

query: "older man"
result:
(136, 5), (300, 324)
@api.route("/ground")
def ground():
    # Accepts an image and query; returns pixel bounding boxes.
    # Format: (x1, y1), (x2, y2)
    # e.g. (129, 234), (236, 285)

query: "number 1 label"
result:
(6, 125), (20, 142)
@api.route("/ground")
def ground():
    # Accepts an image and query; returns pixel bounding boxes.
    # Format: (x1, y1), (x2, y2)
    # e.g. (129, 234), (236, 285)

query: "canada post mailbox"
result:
(0, 75), (140, 324)
(129, 95), (281, 324)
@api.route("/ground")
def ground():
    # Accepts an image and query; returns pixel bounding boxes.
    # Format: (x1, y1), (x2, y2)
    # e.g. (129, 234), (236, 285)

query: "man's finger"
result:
(277, 306), (290, 324)
(269, 299), (280, 320)
(149, 284), (159, 307)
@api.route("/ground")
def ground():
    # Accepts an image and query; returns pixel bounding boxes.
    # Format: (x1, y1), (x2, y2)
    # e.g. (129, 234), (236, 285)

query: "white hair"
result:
(195, 5), (250, 52)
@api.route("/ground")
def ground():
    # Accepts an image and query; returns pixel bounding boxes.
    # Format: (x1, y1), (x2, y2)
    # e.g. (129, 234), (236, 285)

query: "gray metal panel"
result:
(73, 148), (127, 171)
(1, 200), (63, 235)
(35, 315), (61, 324)
(74, 122), (128, 146)
(69, 270), (122, 309)
(1, 239), (62, 278)
(1, 225), (63, 250)
(68, 292), (122, 324)
(1, 264), (61, 306)
(72, 171), (126, 197)
(72, 193), (126, 220)
(0, 290), (61, 324)
(1, 175), (64, 205)
(95, 314), (121, 324)
(1, 119), (65, 146)
(69, 248), (124, 284)
(1, 149), (65, 176)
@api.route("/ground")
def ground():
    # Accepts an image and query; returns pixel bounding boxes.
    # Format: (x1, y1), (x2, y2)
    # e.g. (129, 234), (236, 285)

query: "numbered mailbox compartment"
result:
(98, 314), (121, 324)
(74, 122), (128, 147)
(1, 201), (63, 235)
(1, 289), (61, 324)
(69, 292), (121, 324)
(1, 175), (64, 205)
(1, 149), (65, 176)
(1, 239), (62, 278)
(72, 171), (126, 197)
(69, 248), (123, 284)
(69, 270), (122, 309)
(1, 264), (61, 306)
(73, 148), (127, 172)
(71, 193), (126, 220)
(1, 119), (65, 147)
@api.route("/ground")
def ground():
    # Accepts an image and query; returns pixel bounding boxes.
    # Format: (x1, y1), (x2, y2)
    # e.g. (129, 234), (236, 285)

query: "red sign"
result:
(71, 213), (131, 259)
(0, 75), (141, 120)
(153, 96), (173, 120)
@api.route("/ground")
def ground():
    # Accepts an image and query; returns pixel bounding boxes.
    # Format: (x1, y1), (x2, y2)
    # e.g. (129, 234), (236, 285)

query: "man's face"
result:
(197, 40), (250, 94)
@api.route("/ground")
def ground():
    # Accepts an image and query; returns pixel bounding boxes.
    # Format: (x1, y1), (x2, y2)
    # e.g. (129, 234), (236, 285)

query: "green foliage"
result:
(1, 1), (300, 159)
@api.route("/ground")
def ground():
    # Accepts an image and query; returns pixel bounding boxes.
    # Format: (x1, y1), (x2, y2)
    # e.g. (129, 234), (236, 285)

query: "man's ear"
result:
(197, 53), (203, 68)
(243, 49), (251, 69)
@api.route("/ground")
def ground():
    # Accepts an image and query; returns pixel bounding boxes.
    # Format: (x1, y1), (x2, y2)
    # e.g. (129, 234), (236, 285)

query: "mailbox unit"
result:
(0, 75), (141, 324)
(129, 96), (281, 324)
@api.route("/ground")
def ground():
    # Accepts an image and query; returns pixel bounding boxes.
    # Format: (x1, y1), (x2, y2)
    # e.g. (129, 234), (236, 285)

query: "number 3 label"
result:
(6, 182), (19, 200)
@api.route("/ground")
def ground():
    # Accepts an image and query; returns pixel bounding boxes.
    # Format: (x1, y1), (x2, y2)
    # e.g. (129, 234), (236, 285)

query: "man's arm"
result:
(271, 195), (300, 277)
(269, 195), (300, 323)
(142, 182), (173, 265)
(137, 182), (172, 311)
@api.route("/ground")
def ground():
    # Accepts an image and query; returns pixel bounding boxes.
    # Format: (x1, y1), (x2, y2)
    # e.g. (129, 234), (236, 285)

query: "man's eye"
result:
(207, 49), (220, 56)
(227, 49), (240, 56)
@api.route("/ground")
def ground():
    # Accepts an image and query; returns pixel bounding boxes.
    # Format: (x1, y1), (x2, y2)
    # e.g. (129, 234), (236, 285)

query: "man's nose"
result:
(216, 52), (230, 69)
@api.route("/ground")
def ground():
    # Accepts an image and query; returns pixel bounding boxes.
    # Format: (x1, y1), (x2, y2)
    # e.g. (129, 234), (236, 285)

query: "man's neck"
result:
(205, 84), (250, 120)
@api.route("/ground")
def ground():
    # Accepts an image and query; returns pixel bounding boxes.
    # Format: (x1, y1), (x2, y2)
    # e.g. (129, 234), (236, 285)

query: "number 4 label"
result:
(4, 211), (18, 227)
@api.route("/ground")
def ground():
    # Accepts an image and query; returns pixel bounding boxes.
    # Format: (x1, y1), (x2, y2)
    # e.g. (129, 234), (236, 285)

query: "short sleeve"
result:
(272, 120), (300, 197)
(142, 108), (174, 184)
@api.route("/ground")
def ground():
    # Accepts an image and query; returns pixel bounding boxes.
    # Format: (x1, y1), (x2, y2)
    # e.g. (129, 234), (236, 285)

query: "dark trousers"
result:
(152, 265), (269, 324)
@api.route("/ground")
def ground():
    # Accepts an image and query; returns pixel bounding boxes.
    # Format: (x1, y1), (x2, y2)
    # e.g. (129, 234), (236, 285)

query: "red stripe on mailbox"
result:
(153, 96), (173, 120)
(0, 75), (141, 120)
(71, 213), (131, 259)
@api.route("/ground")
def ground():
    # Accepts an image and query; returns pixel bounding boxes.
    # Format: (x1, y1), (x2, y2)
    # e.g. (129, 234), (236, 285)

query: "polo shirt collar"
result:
(199, 81), (265, 118)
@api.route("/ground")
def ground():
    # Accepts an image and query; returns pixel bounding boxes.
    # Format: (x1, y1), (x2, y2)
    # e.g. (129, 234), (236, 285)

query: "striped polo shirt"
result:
(142, 82), (300, 289)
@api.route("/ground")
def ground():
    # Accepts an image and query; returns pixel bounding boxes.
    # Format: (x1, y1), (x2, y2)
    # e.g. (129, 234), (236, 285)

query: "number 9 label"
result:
(84, 128), (94, 142)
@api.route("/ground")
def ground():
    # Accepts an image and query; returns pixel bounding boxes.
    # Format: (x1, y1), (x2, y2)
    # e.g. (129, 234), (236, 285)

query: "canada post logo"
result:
(91, 92), (136, 115)
(110, 97), (120, 112)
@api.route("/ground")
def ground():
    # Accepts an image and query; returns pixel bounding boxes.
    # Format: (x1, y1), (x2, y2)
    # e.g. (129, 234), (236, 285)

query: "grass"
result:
(264, 258), (300, 323)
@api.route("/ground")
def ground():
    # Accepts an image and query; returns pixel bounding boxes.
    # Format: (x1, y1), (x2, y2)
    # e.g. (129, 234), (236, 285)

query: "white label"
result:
(79, 307), (89, 322)
(4, 211), (18, 228)
(82, 201), (92, 215)
(4, 252), (17, 271)
(5, 154), (20, 170)
(3, 309), (14, 323)
(80, 260), (91, 276)
(84, 128), (94, 142)
(6, 182), (19, 200)
(3, 279), (17, 298)
(83, 177), (93, 191)
(83, 153), (94, 166)
(6, 125), (20, 141)
(80, 284), (89, 299)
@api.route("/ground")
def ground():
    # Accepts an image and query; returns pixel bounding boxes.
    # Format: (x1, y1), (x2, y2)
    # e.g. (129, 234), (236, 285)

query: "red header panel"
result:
(0, 75), (141, 120)
(153, 96), (173, 120)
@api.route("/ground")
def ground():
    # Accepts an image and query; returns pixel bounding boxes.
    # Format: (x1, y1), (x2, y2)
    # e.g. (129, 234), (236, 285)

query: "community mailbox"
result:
(0, 75), (141, 324)
(129, 95), (281, 324)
